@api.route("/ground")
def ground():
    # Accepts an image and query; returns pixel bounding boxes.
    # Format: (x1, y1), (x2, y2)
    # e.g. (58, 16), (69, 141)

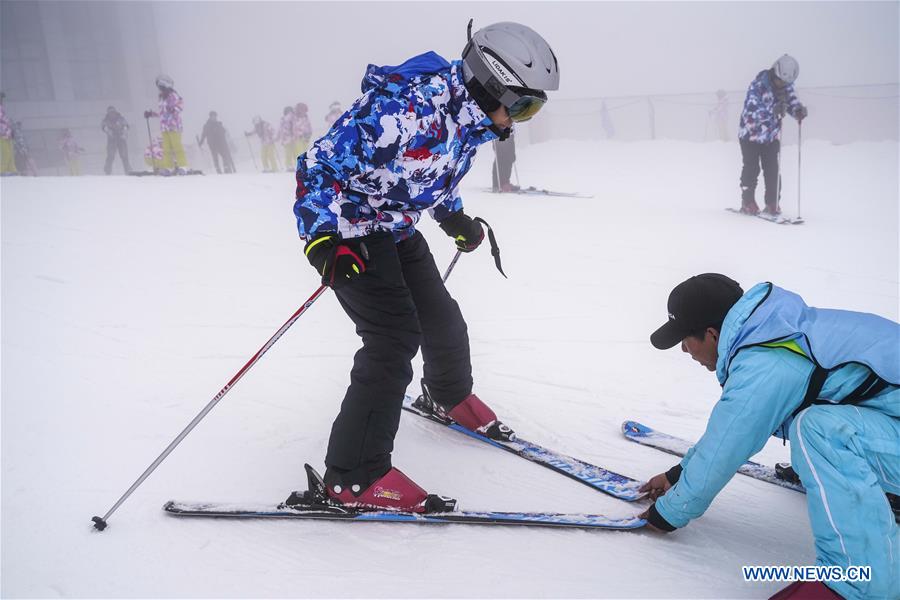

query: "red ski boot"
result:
(325, 467), (457, 514)
(769, 581), (843, 599)
(448, 393), (515, 441)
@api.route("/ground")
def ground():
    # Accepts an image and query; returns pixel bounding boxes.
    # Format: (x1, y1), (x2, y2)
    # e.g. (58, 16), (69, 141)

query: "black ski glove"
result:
(439, 210), (484, 253)
(796, 104), (808, 121)
(304, 234), (368, 289)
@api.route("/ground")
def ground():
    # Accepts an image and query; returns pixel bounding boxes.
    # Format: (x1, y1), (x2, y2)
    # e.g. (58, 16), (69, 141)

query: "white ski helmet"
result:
(462, 20), (559, 122)
(772, 54), (799, 84)
(155, 74), (174, 89)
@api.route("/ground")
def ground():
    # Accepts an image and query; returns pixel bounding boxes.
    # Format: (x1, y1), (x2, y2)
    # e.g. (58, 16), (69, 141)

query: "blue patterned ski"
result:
(163, 500), (645, 530)
(402, 395), (646, 502)
(622, 420), (805, 493)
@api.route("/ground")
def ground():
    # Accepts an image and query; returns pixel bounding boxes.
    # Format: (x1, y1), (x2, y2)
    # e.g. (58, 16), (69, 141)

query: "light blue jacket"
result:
(655, 283), (900, 528)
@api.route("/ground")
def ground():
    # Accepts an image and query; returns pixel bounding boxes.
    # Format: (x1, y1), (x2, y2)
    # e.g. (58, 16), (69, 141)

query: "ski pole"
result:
(442, 250), (462, 283)
(244, 134), (259, 171)
(441, 217), (506, 284)
(797, 119), (803, 220)
(144, 115), (157, 175)
(91, 284), (328, 531)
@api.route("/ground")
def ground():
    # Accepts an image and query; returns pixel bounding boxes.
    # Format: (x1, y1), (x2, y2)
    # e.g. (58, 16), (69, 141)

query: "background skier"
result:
(59, 129), (85, 175)
(640, 273), (899, 600)
(101, 105), (132, 175)
(246, 116), (277, 172)
(738, 55), (808, 216)
(12, 121), (38, 176)
(1, 92), (18, 175)
(199, 111), (236, 174)
(292, 102), (312, 161)
(277, 106), (297, 172)
(145, 74), (189, 175)
(293, 21), (559, 513)
(491, 132), (517, 192)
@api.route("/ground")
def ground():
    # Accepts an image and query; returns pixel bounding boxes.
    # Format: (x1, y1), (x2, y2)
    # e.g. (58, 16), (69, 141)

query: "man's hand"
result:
(796, 104), (808, 121)
(639, 471), (672, 501)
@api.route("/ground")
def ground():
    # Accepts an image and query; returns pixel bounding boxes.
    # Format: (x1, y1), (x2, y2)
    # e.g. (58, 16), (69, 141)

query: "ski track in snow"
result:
(1, 139), (897, 598)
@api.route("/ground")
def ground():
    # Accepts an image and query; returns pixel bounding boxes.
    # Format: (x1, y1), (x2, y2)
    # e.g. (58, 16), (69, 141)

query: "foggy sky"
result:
(154, 1), (898, 133)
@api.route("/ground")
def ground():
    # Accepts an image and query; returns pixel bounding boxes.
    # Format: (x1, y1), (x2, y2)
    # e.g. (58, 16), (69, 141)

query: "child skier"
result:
(293, 21), (559, 513)
(145, 75), (189, 175)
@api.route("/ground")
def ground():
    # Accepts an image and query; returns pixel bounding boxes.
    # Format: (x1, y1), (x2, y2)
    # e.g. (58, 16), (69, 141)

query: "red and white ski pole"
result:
(91, 284), (327, 531)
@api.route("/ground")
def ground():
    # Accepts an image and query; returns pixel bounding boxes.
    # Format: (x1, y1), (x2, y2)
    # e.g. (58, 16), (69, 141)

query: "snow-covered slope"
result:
(2, 139), (897, 598)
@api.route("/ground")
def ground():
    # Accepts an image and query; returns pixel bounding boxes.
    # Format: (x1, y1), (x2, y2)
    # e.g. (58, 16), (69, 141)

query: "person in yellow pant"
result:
(261, 141), (278, 172)
(292, 102), (312, 167)
(0, 92), (18, 174)
(246, 116), (278, 172)
(161, 130), (187, 171)
(145, 75), (190, 174)
(59, 129), (85, 176)
(0, 137), (15, 174)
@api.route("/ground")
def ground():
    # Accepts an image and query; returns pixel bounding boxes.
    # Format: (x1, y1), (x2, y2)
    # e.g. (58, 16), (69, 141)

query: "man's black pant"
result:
(209, 144), (235, 173)
(740, 138), (780, 211)
(104, 137), (132, 174)
(325, 231), (472, 487)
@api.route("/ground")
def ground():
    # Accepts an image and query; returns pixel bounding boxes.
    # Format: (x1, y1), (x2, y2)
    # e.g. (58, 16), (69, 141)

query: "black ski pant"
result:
(104, 137), (132, 174)
(209, 144), (235, 174)
(740, 138), (780, 211)
(325, 230), (472, 488)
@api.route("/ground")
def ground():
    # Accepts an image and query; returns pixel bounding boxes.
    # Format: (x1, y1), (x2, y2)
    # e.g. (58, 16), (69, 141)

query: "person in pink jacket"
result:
(145, 74), (189, 174)
(0, 92), (17, 175)
(277, 106), (297, 172)
(59, 129), (86, 175)
(245, 116), (278, 172)
(292, 102), (312, 162)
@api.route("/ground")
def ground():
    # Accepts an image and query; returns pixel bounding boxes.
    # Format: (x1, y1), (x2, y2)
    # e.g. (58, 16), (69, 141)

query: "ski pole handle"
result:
(91, 284), (327, 531)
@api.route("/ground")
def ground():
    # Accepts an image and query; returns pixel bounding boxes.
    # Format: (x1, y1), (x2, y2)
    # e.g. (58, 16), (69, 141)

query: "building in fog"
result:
(1, 1), (163, 173)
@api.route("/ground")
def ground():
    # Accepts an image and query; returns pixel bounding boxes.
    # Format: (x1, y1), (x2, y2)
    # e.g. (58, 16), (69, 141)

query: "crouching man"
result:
(641, 274), (899, 600)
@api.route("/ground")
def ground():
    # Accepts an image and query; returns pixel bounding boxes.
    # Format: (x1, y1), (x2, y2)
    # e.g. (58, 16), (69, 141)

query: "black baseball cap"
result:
(650, 274), (744, 350)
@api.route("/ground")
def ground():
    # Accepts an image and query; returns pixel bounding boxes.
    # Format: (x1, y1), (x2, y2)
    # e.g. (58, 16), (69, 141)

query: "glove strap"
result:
(473, 217), (506, 279)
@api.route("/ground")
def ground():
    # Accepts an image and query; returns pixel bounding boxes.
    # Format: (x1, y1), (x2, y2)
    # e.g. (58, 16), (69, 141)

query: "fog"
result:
(156, 1), (898, 134)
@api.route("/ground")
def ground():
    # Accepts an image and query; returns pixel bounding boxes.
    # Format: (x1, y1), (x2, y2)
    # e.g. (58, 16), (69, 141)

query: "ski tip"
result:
(621, 420), (652, 436)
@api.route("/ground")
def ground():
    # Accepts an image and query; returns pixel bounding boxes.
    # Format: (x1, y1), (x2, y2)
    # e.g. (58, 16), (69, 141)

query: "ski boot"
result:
(769, 581), (842, 599)
(283, 464), (456, 514)
(413, 384), (515, 442)
(775, 462), (802, 486)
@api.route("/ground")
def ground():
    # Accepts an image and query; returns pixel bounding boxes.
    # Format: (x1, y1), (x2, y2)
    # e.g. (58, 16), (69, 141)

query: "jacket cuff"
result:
(647, 503), (678, 532)
(665, 464), (683, 486)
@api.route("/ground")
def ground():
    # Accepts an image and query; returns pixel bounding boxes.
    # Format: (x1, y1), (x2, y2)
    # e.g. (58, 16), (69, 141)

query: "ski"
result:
(402, 395), (646, 501)
(622, 420), (805, 493)
(163, 500), (645, 530)
(481, 186), (594, 199)
(128, 169), (204, 177)
(725, 207), (803, 225)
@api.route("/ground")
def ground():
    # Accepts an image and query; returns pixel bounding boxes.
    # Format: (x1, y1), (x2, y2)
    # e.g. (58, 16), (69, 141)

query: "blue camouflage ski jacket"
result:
(738, 70), (803, 144)
(293, 51), (500, 241)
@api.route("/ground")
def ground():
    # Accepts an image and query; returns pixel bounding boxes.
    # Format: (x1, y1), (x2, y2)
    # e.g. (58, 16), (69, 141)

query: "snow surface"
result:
(2, 139), (897, 598)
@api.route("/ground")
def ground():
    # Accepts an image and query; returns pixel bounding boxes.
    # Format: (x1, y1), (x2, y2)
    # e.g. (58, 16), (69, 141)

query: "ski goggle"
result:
(505, 89), (548, 123)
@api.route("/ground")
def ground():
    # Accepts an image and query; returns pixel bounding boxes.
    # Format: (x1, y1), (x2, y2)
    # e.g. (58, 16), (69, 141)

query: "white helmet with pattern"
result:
(772, 54), (799, 85)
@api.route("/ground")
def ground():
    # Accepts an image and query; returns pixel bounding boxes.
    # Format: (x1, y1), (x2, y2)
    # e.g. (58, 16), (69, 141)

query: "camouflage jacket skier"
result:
(156, 90), (184, 133)
(293, 51), (500, 241)
(738, 70), (802, 144)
